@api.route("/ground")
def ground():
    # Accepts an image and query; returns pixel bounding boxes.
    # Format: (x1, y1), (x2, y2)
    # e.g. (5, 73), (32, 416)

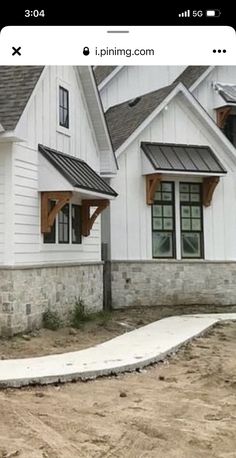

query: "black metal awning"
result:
(141, 142), (227, 174)
(39, 144), (117, 197)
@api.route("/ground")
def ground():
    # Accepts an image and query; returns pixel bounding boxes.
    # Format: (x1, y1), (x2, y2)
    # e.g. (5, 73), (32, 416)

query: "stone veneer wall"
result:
(111, 261), (236, 308)
(0, 262), (103, 336)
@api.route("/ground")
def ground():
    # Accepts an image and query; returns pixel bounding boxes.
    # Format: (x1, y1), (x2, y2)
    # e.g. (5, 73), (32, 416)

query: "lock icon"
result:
(83, 47), (90, 56)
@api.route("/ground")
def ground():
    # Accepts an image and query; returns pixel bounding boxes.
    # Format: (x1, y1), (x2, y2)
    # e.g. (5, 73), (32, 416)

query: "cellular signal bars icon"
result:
(179, 10), (190, 17)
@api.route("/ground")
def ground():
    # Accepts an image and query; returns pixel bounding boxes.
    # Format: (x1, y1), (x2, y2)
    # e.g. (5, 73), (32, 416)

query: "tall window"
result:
(152, 182), (175, 258)
(180, 183), (203, 258)
(58, 204), (69, 243)
(43, 200), (56, 244)
(59, 86), (69, 128)
(72, 204), (82, 244)
(223, 115), (236, 147)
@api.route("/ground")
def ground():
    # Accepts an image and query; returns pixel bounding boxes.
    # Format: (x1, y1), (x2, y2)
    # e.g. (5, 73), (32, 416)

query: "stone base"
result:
(0, 262), (103, 336)
(111, 260), (236, 308)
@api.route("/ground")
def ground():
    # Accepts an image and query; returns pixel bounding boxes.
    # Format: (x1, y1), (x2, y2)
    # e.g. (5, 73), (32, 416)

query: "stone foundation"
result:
(111, 260), (236, 308)
(0, 262), (103, 336)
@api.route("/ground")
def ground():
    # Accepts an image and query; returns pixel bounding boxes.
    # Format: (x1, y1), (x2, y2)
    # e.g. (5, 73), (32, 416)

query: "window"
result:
(43, 200), (56, 243)
(58, 204), (69, 243)
(152, 182), (175, 258)
(72, 204), (82, 244)
(223, 114), (236, 147)
(180, 183), (203, 258)
(59, 86), (69, 128)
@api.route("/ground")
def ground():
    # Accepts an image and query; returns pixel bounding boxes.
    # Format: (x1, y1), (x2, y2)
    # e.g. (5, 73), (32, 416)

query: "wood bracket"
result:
(146, 174), (162, 205)
(202, 177), (220, 207)
(41, 191), (72, 233)
(82, 199), (109, 237)
(216, 106), (231, 129)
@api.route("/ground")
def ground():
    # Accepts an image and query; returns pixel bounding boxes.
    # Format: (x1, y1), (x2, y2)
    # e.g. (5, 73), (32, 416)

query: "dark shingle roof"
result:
(0, 66), (44, 130)
(39, 144), (118, 197)
(105, 66), (209, 151)
(141, 142), (226, 174)
(93, 66), (117, 85)
(173, 66), (209, 87)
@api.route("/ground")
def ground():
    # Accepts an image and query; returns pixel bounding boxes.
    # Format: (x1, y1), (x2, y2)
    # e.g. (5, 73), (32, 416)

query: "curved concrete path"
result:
(0, 313), (236, 388)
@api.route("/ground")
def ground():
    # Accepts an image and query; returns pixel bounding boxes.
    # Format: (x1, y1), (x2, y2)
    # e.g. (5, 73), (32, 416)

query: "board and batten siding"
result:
(110, 94), (236, 261)
(10, 66), (101, 266)
(100, 66), (186, 111)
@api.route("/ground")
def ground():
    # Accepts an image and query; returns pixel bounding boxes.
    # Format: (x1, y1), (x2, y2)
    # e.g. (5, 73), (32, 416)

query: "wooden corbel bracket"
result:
(202, 176), (220, 207)
(216, 106), (231, 129)
(82, 199), (109, 236)
(41, 191), (72, 233)
(146, 173), (162, 205)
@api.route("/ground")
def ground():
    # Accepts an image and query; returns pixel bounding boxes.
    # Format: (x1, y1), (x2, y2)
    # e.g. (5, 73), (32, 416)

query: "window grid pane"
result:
(180, 182), (203, 258)
(72, 204), (82, 244)
(59, 86), (69, 128)
(152, 182), (175, 258)
(58, 204), (69, 243)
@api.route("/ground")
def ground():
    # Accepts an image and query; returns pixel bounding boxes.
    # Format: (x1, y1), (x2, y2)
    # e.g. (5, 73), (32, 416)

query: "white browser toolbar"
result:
(0, 26), (235, 64)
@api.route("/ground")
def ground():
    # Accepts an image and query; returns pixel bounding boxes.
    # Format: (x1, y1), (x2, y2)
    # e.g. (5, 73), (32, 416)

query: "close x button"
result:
(12, 46), (21, 56)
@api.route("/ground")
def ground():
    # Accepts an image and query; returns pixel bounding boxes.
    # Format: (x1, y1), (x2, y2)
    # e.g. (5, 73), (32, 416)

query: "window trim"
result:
(71, 204), (82, 245)
(58, 203), (70, 244)
(152, 181), (176, 259)
(180, 182), (204, 259)
(59, 85), (69, 129)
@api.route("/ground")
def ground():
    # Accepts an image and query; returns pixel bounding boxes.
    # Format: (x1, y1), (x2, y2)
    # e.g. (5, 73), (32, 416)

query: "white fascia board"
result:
(0, 131), (25, 142)
(189, 66), (215, 91)
(98, 66), (123, 91)
(116, 82), (236, 167)
(177, 83), (236, 165)
(76, 188), (116, 200)
(77, 66), (117, 171)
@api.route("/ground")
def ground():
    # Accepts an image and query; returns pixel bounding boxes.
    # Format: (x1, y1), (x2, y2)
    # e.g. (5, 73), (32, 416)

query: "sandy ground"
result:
(0, 321), (235, 458)
(1, 304), (236, 359)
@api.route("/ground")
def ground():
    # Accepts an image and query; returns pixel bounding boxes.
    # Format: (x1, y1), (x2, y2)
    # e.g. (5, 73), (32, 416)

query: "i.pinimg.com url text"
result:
(95, 47), (155, 58)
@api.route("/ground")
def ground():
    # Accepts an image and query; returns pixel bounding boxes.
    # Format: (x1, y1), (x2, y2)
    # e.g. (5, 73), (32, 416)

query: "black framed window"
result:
(58, 204), (69, 244)
(152, 182), (175, 258)
(59, 86), (69, 128)
(72, 204), (82, 244)
(223, 114), (236, 147)
(180, 183), (204, 258)
(43, 200), (56, 244)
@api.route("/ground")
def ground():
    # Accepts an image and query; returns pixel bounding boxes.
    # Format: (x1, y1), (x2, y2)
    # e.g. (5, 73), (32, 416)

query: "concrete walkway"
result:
(0, 313), (236, 388)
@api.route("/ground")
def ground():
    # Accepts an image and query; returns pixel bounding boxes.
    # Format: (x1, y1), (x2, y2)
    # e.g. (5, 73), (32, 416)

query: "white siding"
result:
(110, 94), (236, 261)
(101, 66), (186, 111)
(11, 66), (101, 265)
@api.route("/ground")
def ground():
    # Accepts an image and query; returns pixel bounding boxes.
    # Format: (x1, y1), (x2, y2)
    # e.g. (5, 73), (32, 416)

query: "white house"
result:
(0, 66), (117, 336)
(94, 66), (236, 308)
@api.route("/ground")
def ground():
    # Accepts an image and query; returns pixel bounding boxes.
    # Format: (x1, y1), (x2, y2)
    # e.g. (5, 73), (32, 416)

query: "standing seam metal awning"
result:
(39, 144), (118, 197)
(141, 142), (227, 174)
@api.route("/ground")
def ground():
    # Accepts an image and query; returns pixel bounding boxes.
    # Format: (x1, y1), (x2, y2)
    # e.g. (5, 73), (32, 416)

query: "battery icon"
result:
(206, 9), (221, 17)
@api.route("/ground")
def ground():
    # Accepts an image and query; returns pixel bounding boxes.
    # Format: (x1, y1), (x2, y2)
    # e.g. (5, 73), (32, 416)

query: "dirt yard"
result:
(0, 320), (235, 458)
(1, 304), (236, 359)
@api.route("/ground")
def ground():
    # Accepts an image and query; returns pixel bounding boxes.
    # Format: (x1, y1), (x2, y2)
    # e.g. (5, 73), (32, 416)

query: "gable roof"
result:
(93, 66), (117, 86)
(105, 66), (209, 151)
(39, 144), (118, 197)
(0, 66), (44, 130)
